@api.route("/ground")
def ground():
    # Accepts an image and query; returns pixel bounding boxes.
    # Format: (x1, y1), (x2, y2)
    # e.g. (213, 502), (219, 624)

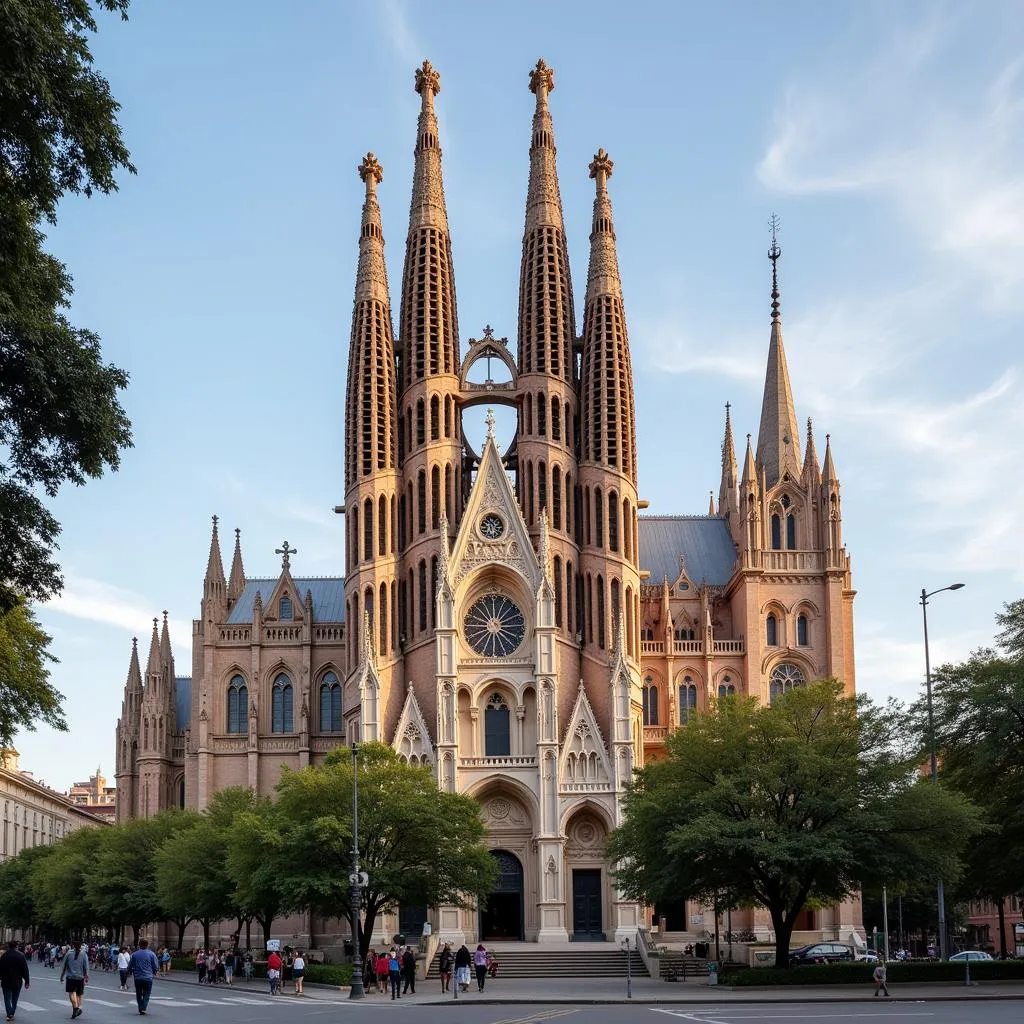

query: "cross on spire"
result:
(485, 407), (496, 439)
(769, 212), (782, 323)
(275, 541), (297, 570)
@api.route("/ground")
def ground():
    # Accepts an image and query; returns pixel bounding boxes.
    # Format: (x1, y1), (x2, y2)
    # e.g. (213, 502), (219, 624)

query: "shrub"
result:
(305, 963), (353, 986)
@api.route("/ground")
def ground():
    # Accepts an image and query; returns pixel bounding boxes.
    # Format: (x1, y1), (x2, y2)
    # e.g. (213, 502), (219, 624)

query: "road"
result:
(12, 969), (1024, 1024)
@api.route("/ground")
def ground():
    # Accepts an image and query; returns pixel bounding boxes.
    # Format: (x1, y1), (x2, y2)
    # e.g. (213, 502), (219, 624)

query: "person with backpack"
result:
(401, 946), (416, 995)
(59, 941), (89, 1019)
(0, 939), (31, 1022)
(437, 943), (453, 994)
(127, 939), (159, 1016)
(454, 944), (471, 993)
(387, 948), (402, 1000)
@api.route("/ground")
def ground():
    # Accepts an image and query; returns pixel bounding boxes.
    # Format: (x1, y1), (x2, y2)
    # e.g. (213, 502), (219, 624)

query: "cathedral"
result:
(114, 59), (861, 949)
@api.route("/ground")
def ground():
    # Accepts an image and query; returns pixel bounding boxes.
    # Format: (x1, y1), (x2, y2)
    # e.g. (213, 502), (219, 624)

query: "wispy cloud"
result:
(379, 0), (423, 65)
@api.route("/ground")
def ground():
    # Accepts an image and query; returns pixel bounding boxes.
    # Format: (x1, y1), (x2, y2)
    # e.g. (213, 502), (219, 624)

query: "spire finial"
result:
(275, 540), (297, 570)
(529, 58), (554, 101)
(589, 148), (614, 186)
(415, 59), (440, 109)
(485, 407), (496, 439)
(212, 514), (219, 532)
(358, 152), (383, 195)
(769, 213), (782, 323)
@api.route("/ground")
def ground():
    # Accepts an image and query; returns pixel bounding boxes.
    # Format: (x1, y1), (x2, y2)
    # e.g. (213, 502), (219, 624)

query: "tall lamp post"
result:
(349, 742), (365, 1000)
(921, 582), (965, 962)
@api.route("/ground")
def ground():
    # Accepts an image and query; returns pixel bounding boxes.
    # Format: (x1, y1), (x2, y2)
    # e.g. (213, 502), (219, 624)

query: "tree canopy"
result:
(608, 680), (981, 967)
(0, 598), (64, 745)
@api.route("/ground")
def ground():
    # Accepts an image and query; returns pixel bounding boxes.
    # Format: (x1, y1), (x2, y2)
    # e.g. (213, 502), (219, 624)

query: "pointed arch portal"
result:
(480, 849), (524, 940)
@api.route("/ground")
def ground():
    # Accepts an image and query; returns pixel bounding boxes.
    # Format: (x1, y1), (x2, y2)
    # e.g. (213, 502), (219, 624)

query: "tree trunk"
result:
(245, 918), (251, 950)
(769, 907), (795, 969)
(361, 902), (378, 962)
(997, 896), (1007, 959)
(131, 923), (140, 945)
(260, 916), (272, 947)
(202, 918), (210, 950)
(176, 918), (187, 952)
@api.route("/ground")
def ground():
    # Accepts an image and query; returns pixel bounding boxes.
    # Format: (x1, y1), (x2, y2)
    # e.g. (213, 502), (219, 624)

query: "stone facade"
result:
(113, 60), (862, 949)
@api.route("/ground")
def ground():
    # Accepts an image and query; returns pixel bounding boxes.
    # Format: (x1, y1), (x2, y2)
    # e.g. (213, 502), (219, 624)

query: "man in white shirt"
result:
(117, 950), (131, 992)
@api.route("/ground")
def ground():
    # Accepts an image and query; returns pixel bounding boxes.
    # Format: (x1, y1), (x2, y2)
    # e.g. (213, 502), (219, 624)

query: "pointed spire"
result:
(205, 515), (225, 585)
(159, 610), (172, 667)
(400, 59), (459, 391)
(756, 217), (801, 488)
(708, 491), (716, 516)
(580, 149), (637, 483)
(719, 402), (738, 514)
(145, 617), (160, 676)
(741, 433), (757, 486)
(802, 417), (821, 484)
(517, 58), (575, 381)
(125, 636), (142, 695)
(228, 528), (245, 602)
(822, 432), (838, 484)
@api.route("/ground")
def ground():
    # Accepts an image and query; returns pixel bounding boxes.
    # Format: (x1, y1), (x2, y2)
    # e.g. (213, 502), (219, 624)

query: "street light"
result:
(920, 582), (965, 962)
(349, 741), (365, 1000)
(620, 936), (632, 999)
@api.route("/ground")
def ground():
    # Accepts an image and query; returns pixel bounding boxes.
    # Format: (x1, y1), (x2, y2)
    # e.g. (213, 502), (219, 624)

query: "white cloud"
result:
(379, 0), (423, 65)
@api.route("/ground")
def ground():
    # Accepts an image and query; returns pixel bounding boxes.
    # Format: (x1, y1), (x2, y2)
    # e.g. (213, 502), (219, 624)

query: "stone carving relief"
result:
(481, 795), (529, 831)
(566, 813), (607, 859)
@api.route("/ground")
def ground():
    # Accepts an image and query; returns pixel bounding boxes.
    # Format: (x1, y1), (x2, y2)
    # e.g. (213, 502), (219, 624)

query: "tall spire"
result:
(802, 417), (821, 485)
(159, 610), (173, 670)
(228, 528), (245, 603)
(345, 153), (397, 491)
(822, 432), (838, 484)
(741, 433), (757, 487)
(517, 58), (575, 381)
(125, 636), (142, 696)
(756, 216), (801, 488)
(204, 515), (225, 586)
(399, 60), (459, 393)
(718, 401), (738, 513)
(145, 617), (160, 676)
(580, 149), (637, 483)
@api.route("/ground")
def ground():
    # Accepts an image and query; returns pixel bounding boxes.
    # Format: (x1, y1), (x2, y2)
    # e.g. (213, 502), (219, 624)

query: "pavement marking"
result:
(491, 1011), (581, 1024)
(11, 1000), (46, 1012)
(651, 1013), (934, 1023)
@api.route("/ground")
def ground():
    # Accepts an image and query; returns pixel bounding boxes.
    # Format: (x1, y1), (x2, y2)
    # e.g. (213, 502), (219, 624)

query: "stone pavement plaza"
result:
(14, 968), (1024, 1023)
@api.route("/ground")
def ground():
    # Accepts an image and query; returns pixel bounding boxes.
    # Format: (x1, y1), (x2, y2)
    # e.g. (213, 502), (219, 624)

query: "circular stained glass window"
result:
(480, 513), (505, 540)
(464, 594), (526, 657)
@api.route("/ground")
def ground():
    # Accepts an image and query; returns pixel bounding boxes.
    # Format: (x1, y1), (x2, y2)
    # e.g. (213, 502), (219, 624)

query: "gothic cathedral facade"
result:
(114, 60), (861, 947)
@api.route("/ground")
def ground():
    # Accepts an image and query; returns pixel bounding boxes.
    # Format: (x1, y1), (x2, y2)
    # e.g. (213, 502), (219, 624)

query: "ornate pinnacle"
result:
(415, 59), (441, 102)
(485, 407), (496, 439)
(529, 58), (554, 96)
(358, 152), (383, 192)
(589, 148), (614, 183)
(769, 212), (782, 323)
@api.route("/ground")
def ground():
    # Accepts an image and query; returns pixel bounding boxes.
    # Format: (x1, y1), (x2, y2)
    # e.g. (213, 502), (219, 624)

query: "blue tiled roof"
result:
(226, 578), (346, 625)
(174, 677), (191, 733)
(638, 516), (738, 587)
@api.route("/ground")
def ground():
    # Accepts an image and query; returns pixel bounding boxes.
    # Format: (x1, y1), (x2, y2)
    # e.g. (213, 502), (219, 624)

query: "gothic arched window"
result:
(766, 613), (778, 647)
(797, 614), (809, 646)
(551, 397), (561, 441)
(608, 490), (619, 552)
(417, 470), (426, 535)
(537, 395), (547, 436)
(416, 399), (425, 446)
(227, 675), (247, 734)
(642, 676), (659, 726)
(769, 663), (805, 703)
(552, 466), (562, 530)
(484, 692), (511, 757)
(320, 671), (341, 732)
(595, 487), (604, 547)
(718, 675), (737, 699)
(431, 465), (440, 529)
(364, 497), (373, 561)
(272, 673), (293, 733)
(680, 677), (698, 723)
(787, 515), (797, 550)
(418, 560), (427, 633)
(279, 596), (293, 621)
(771, 514), (782, 550)
(430, 394), (439, 440)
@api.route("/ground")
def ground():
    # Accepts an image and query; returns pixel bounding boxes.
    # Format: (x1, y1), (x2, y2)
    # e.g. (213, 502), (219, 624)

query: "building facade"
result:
(114, 60), (861, 948)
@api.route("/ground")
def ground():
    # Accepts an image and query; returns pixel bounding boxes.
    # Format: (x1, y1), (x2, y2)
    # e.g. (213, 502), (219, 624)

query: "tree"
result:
(0, 843), (57, 936)
(86, 811), (197, 942)
(0, 599), (65, 746)
(608, 681), (982, 967)
(266, 743), (496, 958)
(995, 599), (1024, 662)
(1, 0), (134, 728)
(31, 826), (105, 937)
(225, 793), (285, 948)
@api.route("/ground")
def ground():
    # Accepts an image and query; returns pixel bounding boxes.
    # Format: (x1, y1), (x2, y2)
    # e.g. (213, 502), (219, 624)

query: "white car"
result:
(856, 951), (880, 962)
(949, 950), (993, 962)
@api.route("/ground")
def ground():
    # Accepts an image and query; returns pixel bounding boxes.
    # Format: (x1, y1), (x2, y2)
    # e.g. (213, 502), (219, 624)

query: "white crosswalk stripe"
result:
(10, 999), (46, 1012)
(219, 996), (276, 1004)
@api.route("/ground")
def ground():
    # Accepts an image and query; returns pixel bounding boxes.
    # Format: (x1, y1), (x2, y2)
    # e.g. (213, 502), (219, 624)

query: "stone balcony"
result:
(640, 639), (745, 657)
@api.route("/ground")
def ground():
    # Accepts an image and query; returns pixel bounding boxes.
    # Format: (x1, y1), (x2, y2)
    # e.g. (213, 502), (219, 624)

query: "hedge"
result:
(168, 957), (352, 986)
(723, 960), (1024, 986)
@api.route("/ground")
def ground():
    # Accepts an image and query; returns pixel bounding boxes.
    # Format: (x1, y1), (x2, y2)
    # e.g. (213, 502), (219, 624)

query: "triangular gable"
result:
(391, 683), (435, 766)
(261, 560), (306, 624)
(450, 411), (539, 591)
(559, 683), (613, 789)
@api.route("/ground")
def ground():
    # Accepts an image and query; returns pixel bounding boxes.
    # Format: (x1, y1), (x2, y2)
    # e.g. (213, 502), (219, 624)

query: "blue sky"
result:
(19, 0), (1024, 790)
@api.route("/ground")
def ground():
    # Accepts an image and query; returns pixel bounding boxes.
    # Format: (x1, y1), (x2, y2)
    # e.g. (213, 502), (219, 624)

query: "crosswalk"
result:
(10, 992), (320, 1013)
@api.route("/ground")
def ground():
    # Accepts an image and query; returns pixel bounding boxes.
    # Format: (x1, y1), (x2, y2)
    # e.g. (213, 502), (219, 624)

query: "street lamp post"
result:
(349, 742), (365, 1000)
(620, 936), (632, 999)
(920, 582), (965, 962)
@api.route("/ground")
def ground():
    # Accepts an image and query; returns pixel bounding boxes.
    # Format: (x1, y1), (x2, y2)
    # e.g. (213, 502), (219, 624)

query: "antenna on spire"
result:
(769, 213), (782, 323)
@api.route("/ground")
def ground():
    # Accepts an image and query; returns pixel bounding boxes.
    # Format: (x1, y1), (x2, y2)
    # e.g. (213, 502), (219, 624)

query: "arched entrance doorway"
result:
(480, 849), (524, 940)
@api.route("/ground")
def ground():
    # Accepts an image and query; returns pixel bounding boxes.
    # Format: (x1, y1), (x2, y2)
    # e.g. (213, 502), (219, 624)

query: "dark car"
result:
(789, 942), (854, 966)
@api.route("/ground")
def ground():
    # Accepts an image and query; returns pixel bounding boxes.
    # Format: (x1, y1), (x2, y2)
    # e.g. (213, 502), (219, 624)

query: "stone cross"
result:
(275, 541), (297, 570)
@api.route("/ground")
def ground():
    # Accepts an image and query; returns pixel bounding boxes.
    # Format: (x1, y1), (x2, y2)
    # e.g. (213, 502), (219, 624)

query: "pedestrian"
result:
(291, 950), (305, 996)
(215, 952), (226, 985)
(116, 949), (131, 991)
(195, 950), (205, 986)
(473, 944), (488, 992)
(59, 941), (89, 1019)
(873, 960), (890, 998)
(401, 945), (416, 995)
(266, 949), (282, 996)
(0, 939), (31, 1022)
(454, 944), (471, 993)
(387, 948), (402, 1000)
(127, 939), (159, 1016)
(243, 952), (253, 982)
(159, 949), (170, 976)
(375, 948), (389, 994)
(222, 951), (234, 986)
(205, 951), (216, 985)
(438, 943), (453, 993)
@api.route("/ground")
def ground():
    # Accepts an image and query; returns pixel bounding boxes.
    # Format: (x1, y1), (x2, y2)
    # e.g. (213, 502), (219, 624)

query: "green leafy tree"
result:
(608, 681), (982, 967)
(0, 600), (64, 746)
(266, 743), (496, 958)
(32, 826), (105, 937)
(996, 599), (1024, 662)
(86, 811), (197, 942)
(1, 0), (134, 733)
(0, 843), (57, 935)
(224, 792), (285, 948)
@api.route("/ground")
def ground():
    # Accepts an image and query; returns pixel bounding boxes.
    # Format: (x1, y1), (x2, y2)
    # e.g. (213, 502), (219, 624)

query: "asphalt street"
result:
(10, 971), (1024, 1024)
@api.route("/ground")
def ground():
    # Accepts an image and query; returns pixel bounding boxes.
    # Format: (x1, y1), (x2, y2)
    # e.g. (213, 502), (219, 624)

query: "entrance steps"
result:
(427, 942), (649, 979)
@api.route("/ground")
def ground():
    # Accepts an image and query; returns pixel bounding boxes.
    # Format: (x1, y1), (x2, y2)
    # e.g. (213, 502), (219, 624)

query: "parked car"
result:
(790, 942), (855, 965)
(856, 951), (880, 962)
(949, 950), (993, 962)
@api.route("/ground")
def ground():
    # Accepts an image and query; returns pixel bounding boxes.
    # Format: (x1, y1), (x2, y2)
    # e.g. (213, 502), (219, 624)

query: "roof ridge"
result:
(638, 514), (719, 522)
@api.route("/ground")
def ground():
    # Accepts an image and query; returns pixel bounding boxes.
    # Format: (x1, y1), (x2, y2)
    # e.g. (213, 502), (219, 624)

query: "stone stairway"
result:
(427, 943), (648, 979)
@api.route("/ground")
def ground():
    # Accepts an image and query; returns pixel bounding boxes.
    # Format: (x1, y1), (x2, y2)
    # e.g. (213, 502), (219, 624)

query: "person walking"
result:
(454, 944), (471, 993)
(0, 940), (30, 1022)
(387, 948), (402, 1000)
(291, 951), (304, 996)
(374, 948), (389, 994)
(195, 950), (205, 986)
(266, 950), (282, 996)
(59, 941), (89, 1019)
(437, 943), (452, 994)
(222, 951), (234, 986)
(116, 949), (131, 991)
(401, 946), (416, 995)
(127, 939), (159, 1016)
(872, 960), (890, 997)
(473, 944), (488, 992)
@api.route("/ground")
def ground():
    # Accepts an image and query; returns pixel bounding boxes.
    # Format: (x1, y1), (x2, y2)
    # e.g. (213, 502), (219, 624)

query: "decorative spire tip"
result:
(485, 407), (496, 439)
(529, 58), (554, 96)
(769, 212), (782, 322)
(415, 59), (440, 101)
(358, 152), (383, 190)
(589, 148), (613, 182)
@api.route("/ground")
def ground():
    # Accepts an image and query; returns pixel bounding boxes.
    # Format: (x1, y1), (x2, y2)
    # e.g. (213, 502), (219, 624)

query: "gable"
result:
(391, 684), (435, 765)
(226, 578), (345, 624)
(559, 684), (612, 790)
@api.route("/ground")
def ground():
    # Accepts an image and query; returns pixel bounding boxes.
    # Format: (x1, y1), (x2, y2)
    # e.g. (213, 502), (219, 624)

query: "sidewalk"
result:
(156, 971), (1024, 1004)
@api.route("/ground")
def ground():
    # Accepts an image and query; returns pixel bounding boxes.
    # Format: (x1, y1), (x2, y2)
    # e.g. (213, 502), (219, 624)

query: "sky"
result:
(17, 0), (1024, 791)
